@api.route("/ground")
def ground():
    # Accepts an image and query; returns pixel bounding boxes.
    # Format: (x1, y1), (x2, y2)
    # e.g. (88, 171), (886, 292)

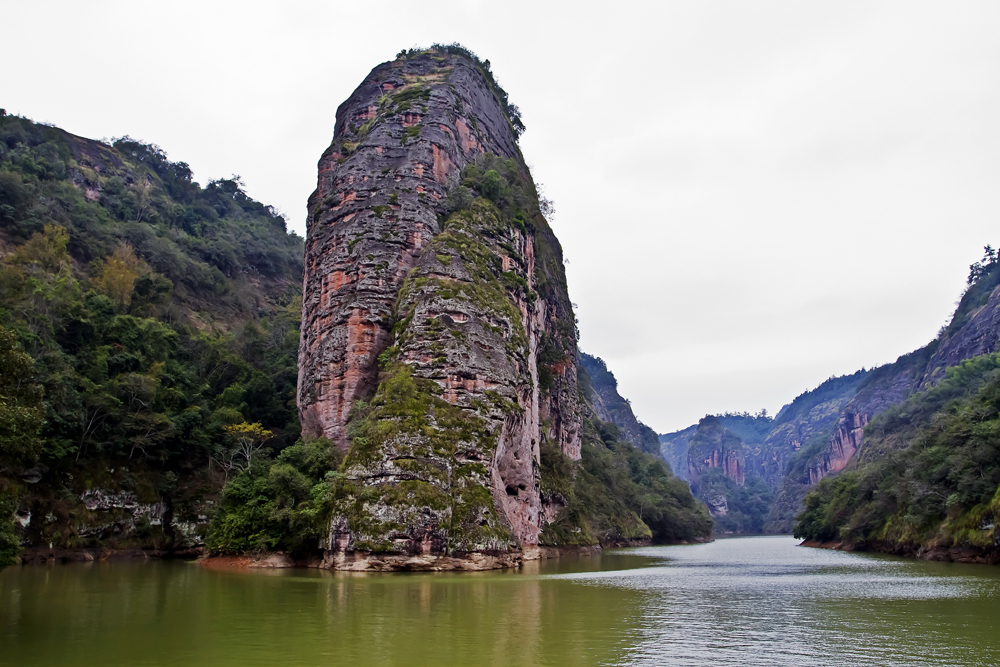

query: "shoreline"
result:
(15, 546), (204, 566)
(9, 536), (712, 571)
(799, 538), (1000, 565)
(196, 536), (712, 572)
(198, 544), (607, 572)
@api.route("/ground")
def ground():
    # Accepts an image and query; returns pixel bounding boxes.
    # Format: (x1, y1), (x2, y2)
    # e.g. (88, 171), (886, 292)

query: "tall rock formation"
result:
(687, 417), (746, 490)
(298, 47), (581, 568)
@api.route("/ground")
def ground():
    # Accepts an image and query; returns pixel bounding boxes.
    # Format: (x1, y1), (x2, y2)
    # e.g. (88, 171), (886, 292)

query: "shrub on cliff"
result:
(207, 438), (340, 555)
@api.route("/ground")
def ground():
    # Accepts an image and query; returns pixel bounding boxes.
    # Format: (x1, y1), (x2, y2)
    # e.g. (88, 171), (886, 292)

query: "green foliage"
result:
(207, 438), (341, 555)
(0, 493), (20, 571)
(0, 324), (44, 463)
(966, 244), (997, 286)
(0, 115), (304, 551)
(947, 247), (1000, 337)
(540, 417), (712, 546)
(794, 353), (1000, 549)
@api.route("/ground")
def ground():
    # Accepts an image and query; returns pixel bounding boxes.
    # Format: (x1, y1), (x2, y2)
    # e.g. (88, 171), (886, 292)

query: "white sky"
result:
(5, 1), (999, 433)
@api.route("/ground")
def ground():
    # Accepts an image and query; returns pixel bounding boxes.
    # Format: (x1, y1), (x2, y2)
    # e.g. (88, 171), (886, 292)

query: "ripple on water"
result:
(557, 536), (1000, 667)
(1, 535), (998, 667)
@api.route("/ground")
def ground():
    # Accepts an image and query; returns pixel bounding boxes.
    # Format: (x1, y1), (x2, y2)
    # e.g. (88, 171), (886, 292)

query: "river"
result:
(1, 536), (997, 666)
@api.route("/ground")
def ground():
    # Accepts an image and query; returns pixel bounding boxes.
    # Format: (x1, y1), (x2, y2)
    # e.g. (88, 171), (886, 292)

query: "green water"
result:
(1, 536), (998, 666)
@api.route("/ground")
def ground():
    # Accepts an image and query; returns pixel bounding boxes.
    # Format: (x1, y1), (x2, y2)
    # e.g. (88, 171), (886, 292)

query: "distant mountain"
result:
(662, 248), (1000, 539)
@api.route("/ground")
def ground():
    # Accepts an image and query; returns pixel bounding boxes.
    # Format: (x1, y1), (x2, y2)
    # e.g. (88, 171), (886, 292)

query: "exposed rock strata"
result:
(687, 417), (746, 491)
(298, 49), (581, 569)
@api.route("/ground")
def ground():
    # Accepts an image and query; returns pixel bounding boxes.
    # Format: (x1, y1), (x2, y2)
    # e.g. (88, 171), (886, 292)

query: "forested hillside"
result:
(795, 357), (1000, 561)
(787, 249), (1000, 556)
(0, 113), (303, 564)
(579, 353), (662, 455)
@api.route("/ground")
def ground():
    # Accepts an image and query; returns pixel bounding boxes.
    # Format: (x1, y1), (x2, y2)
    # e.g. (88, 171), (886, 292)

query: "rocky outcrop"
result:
(687, 417), (746, 491)
(298, 47), (581, 569)
(925, 282), (1000, 374)
(15, 487), (209, 564)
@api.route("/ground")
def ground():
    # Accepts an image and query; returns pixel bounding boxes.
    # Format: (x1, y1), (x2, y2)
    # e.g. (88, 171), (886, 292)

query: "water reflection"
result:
(0, 537), (998, 667)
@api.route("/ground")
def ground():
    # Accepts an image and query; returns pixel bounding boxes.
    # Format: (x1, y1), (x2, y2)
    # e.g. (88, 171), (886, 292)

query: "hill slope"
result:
(662, 249), (1000, 539)
(0, 112), (303, 560)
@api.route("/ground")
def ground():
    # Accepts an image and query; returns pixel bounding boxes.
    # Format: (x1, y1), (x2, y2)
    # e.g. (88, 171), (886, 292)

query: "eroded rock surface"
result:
(298, 48), (581, 569)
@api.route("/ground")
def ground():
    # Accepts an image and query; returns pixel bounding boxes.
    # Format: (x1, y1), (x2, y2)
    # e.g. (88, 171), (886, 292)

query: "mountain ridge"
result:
(661, 250), (1000, 538)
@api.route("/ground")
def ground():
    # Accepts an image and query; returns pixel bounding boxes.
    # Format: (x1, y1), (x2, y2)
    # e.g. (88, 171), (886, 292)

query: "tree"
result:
(0, 325), (44, 463)
(0, 494), (20, 571)
(967, 244), (998, 285)
(0, 325), (41, 573)
(92, 242), (143, 310)
(218, 422), (273, 478)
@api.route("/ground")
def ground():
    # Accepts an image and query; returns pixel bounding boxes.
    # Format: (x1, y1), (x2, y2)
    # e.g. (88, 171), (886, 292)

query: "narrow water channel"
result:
(1, 536), (997, 666)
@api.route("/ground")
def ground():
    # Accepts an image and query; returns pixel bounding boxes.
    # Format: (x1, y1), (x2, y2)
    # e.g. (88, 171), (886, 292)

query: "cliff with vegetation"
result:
(0, 112), (303, 565)
(578, 353), (662, 456)
(793, 254), (1000, 563)
(662, 248), (1000, 545)
(0, 48), (712, 572)
(294, 46), (707, 570)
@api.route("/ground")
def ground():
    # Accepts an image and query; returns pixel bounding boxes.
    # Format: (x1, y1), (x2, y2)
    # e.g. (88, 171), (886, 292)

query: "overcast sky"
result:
(6, 1), (999, 433)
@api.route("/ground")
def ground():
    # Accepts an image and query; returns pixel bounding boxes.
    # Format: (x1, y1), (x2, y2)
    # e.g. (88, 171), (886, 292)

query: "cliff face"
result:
(298, 48), (581, 567)
(687, 417), (745, 490)
(659, 427), (694, 482)
(659, 415), (776, 531)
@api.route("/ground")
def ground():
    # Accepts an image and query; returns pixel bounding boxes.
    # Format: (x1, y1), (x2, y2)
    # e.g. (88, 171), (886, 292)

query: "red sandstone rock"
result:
(298, 48), (581, 570)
